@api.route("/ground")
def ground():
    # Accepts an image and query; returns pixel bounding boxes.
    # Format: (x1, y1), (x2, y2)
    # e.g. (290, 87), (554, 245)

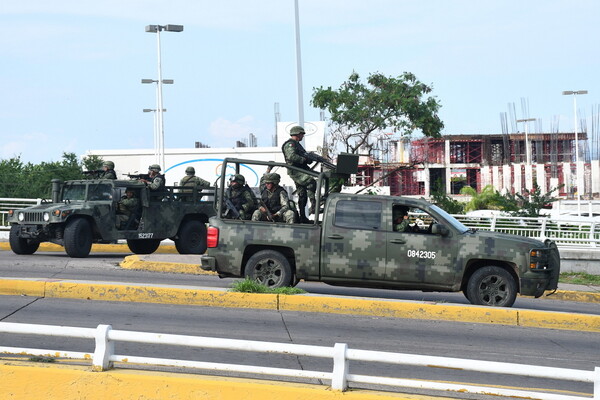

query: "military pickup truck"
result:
(8, 178), (215, 258)
(201, 158), (560, 307)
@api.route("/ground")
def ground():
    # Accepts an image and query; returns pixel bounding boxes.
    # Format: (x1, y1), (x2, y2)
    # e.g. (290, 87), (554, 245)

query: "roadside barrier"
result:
(1, 322), (597, 399)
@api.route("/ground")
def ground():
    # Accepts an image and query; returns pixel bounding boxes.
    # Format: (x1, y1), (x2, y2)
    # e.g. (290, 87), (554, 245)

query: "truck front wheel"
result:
(127, 239), (161, 254)
(64, 219), (93, 258)
(245, 250), (293, 288)
(466, 266), (517, 307)
(9, 225), (40, 255)
(174, 220), (207, 254)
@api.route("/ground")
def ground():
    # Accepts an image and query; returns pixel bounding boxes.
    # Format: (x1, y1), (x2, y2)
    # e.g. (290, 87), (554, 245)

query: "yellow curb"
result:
(0, 361), (445, 400)
(0, 279), (46, 297)
(2, 278), (600, 332)
(547, 289), (600, 303)
(120, 255), (216, 275)
(0, 242), (178, 254)
(43, 280), (279, 310)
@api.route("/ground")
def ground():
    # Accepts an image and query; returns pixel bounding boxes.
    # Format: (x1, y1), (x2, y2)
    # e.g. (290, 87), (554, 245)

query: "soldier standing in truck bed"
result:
(282, 126), (316, 223)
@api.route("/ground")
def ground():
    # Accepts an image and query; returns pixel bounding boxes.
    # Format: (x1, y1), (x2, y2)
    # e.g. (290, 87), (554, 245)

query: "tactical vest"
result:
(282, 139), (308, 169)
(227, 186), (252, 210)
(262, 186), (284, 214)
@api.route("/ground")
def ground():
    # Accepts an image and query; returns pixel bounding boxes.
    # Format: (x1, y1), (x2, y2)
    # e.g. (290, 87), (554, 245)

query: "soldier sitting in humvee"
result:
(116, 189), (139, 229)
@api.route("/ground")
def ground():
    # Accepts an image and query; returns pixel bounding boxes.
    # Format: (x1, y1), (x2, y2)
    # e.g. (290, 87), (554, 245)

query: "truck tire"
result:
(466, 266), (517, 307)
(64, 218), (93, 258)
(9, 225), (40, 255)
(174, 220), (207, 254)
(127, 239), (161, 254)
(245, 250), (293, 288)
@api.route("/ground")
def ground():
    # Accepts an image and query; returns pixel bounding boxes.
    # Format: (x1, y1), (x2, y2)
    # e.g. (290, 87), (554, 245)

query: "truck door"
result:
(386, 205), (459, 286)
(321, 198), (386, 280)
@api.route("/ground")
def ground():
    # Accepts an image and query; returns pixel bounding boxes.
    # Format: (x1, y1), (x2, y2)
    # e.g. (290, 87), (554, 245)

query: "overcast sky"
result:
(1, 0), (598, 163)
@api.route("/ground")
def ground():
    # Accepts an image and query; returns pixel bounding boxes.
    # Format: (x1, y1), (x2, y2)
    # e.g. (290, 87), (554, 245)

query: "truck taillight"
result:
(207, 226), (219, 248)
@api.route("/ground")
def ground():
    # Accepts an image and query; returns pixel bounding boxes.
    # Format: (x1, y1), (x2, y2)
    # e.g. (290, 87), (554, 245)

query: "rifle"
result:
(127, 173), (151, 181)
(224, 197), (242, 219)
(298, 149), (336, 170)
(82, 170), (103, 177)
(258, 199), (274, 222)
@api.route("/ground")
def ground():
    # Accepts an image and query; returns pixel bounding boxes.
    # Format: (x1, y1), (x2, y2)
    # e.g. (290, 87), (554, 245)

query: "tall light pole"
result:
(293, 0), (304, 130)
(562, 90), (588, 215)
(145, 24), (183, 169)
(142, 79), (173, 165)
(143, 108), (167, 163)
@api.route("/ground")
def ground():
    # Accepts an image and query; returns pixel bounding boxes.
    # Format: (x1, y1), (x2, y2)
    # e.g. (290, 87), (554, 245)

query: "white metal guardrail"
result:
(451, 214), (600, 248)
(0, 198), (41, 230)
(0, 322), (597, 399)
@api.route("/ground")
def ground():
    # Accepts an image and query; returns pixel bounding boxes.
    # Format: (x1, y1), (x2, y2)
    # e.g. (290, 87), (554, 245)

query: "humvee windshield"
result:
(61, 183), (113, 202)
(62, 184), (86, 201)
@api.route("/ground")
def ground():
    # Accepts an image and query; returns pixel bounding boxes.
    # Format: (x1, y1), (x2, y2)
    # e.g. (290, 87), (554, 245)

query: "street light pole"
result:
(143, 108), (167, 163)
(142, 79), (173, 164)
(562, 90), (588, 215)
(145, 24), (183, 169)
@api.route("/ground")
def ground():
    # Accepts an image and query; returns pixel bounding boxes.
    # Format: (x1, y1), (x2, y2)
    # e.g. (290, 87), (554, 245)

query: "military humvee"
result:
(8, 178), (216, 258)
(201, 158), (560, 307)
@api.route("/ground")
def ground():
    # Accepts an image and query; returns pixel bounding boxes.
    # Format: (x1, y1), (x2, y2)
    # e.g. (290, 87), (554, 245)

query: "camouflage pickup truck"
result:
(201, 158), (560, 307)
(8, 178), (215, 258)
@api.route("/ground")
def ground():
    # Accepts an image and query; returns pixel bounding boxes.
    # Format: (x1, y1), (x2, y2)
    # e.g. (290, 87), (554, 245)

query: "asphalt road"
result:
(1, 250), (599, 316)
(1, 295), (597, 399)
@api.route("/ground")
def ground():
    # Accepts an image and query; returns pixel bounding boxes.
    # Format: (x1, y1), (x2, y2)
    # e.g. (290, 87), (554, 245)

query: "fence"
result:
(0, 322), (597, 399)
(0, 198), (41, 230)
(451, 214), (600, 248)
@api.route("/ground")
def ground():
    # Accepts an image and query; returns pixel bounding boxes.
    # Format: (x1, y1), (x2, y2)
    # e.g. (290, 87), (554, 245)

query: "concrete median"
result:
(1, 277), (599, 333)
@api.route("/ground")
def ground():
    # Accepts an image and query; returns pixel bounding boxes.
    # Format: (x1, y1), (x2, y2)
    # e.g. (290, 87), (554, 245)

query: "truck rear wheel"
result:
(174, 220), (207, 254)
(9, 225), (40, 255)
(127, 239), (161, 254)
(64, 218), (93, 258)
(466, 266), (517, 307)
(245, 250), (293, 288)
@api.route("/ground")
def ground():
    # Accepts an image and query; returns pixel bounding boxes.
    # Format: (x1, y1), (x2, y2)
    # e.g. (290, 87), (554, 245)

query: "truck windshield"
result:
(62, 184), (86, 201)
(430, 204), (469, 233)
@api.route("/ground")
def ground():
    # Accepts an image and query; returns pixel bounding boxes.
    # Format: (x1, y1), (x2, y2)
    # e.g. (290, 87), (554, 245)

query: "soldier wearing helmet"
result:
(281, 125), (316, 223)
(99, 161), (117, 179)
(142, 164), (165, 191)
(223, 174), (257, 220)
(178, 166), (210, 201)
(252, 173), (295, 224)
(393, 206), (411, 232)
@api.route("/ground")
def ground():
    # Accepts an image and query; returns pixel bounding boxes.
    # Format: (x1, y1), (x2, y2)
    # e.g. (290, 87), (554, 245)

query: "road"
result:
(1, 294), (597, 399)
(1, 250), (599, 316)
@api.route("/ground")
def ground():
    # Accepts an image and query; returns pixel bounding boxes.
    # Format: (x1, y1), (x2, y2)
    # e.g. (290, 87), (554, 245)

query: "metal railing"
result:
(451, 214), (600, 248)
(0, 198), (41, 230)
(0, 322), (597, 399)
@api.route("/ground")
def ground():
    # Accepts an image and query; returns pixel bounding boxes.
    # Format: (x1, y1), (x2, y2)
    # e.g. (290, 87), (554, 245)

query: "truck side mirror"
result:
(431, 223), (449, 237)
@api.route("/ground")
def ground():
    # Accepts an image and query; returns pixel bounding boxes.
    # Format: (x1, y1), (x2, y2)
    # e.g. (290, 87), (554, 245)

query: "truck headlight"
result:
(18, 212), (24, 222)
(43, 212), (50, 222)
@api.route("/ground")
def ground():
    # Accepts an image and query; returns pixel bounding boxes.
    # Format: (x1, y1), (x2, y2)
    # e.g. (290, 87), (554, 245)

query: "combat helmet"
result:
(185, 166), (195, 175)
(103, 161), (115, 169)
(148, 164), (161, 172)
(263, 173), (280, 184)
(289, 126), (305, 136)
(229, 174), (245, 185)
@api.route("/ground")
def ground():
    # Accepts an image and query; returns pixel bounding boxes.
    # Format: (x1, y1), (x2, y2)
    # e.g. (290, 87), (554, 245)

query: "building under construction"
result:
(356, 132), (600, 199)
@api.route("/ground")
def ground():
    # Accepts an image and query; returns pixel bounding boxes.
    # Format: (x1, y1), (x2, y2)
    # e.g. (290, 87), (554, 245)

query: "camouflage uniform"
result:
(282, 126), (316, 222)
(145, 164), (165, 191)
(224, 174), (257, 220)
(179, 166), (210, 201)
(116, 190), (139, 229)
(99, 161), (117, 180)
(393, 207), (410, 232)
(252, 173), (295, 224)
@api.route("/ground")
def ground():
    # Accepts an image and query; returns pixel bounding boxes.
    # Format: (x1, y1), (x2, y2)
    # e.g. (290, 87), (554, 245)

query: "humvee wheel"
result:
(466, 266), (517, 307)
(244, 250), (293, 288)
(174, 220), (207, 254)
(64, 218), (93, 258)
(127, 239), (161, 254)
(9, 225), (40, 255)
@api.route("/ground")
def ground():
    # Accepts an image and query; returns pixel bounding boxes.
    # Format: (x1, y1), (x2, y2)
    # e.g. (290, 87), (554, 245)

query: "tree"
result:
(0, 153), (104, 198)
(497, 184), (563, 218)
(460, 185), (504, 212)
(311, 71), (444, 156)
